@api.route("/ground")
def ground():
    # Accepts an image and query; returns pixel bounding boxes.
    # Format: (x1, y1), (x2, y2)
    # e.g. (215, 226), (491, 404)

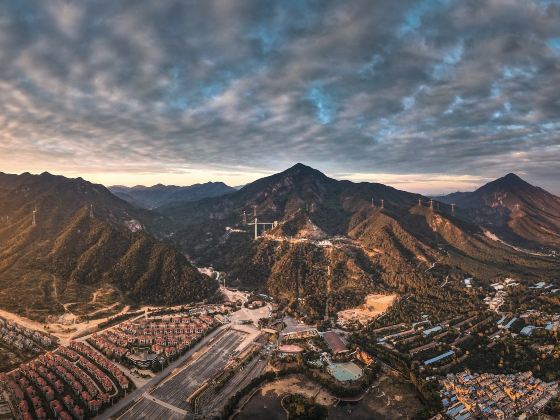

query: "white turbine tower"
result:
(32, 206), (37, 227)
(381, 199), (384, 209)
(451, 203), (456, 215)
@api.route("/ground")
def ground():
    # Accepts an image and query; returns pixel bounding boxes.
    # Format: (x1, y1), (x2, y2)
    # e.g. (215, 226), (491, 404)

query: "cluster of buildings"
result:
(279, 317), (318, 341)
(88, 313), (215, 368)
(0, 342), (130, 420)
(0, 317), (55, 355)
(372, 314), (499, 370)
(440, 370), (559, 419)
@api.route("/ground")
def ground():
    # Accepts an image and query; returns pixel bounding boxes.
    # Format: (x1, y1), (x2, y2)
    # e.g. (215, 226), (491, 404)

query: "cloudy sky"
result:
(1, 0), (559, 194)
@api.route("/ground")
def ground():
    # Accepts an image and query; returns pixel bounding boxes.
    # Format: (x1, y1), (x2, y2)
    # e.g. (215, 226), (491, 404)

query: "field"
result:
(238, 374), (337, 419)
(329, 374), (423, 420)
(238, 372), (423, 420)
(337, 294), (397, 325)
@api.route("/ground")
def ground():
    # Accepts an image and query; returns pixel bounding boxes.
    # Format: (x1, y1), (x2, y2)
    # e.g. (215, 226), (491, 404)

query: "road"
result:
(96, 324), (230, 419)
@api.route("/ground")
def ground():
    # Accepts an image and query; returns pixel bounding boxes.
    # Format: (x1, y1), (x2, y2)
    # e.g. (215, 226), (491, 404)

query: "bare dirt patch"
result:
(337, 294), (397, 326)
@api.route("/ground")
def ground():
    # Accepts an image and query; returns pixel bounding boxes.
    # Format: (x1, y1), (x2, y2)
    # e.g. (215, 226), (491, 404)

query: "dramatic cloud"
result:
(0, 0), (559, 193)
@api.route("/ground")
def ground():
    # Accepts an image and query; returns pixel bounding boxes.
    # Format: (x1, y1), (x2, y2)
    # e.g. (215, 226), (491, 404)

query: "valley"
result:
(0, 165), (558, 419)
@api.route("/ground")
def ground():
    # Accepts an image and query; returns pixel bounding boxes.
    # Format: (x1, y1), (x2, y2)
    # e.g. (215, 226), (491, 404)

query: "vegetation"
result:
(0, 172), (219, 320)
(283, 394), (328, 419)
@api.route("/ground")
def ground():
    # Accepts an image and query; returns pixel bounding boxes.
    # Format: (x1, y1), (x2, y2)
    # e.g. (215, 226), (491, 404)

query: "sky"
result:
(0, 0), (559, 195)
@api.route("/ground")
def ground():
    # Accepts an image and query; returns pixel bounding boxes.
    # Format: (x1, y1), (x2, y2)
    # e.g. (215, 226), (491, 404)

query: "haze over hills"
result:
(109, 182), (235, 209)
(0, 171), (218, 321)
(437, 173), (560, 248)
(159, 164), (559, 318)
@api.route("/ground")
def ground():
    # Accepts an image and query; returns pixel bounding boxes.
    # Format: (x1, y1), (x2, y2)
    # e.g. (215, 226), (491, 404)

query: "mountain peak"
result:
(282, 163), (326, 177)
(487, 172), (530, 190)
(502, 172), (523, 183)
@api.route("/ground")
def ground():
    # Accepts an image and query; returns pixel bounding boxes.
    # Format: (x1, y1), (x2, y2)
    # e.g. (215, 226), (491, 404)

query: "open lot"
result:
(329, 374), (423, 420)
(238, 374), (338, 420)
(337, 294), (397, 325)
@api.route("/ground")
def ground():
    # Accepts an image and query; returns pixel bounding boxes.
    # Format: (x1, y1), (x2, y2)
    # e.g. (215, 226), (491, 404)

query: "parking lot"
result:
(119, 329), (246, 419)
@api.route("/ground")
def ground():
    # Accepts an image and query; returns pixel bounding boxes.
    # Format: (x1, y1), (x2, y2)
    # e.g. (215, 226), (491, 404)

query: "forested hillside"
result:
(0, 172), (218, 321)
(159, 164), (559, 318)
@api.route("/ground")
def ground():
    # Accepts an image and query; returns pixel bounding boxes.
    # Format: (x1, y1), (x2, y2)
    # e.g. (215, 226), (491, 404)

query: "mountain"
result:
(109, 182), (235, 209)
(0, 172), (218, 321)
(159, 164), (559, 318)
(437, 173), (560, 247)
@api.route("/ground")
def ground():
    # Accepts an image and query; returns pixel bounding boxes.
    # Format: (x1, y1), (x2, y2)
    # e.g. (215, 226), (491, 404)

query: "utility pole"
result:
(324, 266), (331, 321)
(253, 206), (258, 240)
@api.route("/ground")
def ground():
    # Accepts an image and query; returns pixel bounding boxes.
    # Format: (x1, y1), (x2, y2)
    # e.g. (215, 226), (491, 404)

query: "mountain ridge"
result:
(158, 164), (559, 317)
(109, 181), (235, 209)
(437, 172), (560, 247)
(0, 172), (219, 321)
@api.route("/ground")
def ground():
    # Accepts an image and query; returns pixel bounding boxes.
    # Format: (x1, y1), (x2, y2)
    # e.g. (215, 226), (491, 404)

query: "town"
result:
(439, 370), (558, 419)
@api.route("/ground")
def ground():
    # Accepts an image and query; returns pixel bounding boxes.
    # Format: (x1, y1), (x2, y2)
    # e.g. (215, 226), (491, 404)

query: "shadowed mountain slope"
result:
(437, 173), (560, 247)
(158, 164), (559, 317)
(110, 182), (235, 209)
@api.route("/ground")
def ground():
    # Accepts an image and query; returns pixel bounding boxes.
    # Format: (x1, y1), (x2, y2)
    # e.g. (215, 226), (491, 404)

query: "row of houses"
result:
(69, 341), (129, 392)
(0, 317), (55, 349)
(0, 341), (131, 419)
(87, 313), (215, 368)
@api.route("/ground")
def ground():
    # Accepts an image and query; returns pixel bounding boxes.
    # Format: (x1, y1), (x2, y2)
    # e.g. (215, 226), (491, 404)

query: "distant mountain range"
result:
(158, 164), (559, 318)
(109, 182), (235, 209)
(0, 172), (218, 321)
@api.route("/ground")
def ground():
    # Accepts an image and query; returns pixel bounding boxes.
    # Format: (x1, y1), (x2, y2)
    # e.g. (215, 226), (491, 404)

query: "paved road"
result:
(96, 324), (230, 419)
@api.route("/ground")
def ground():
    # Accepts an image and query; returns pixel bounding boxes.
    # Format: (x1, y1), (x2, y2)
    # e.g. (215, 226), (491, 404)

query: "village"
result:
(0, 272), (558, 419)
(439, 370), (558, 419)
